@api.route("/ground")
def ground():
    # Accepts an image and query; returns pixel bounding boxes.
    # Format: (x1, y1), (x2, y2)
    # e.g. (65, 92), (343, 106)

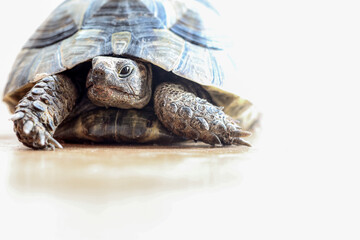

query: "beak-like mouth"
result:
(87, 85), (111, 101)
(87, 85), (141, 102)
(87, 85), (150, 109)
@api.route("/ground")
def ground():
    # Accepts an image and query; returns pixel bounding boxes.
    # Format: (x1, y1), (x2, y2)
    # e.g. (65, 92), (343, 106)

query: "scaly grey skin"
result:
(11, 56), (251, 150)
(12, 74), (78, 150)
(154, 83), (252, 146)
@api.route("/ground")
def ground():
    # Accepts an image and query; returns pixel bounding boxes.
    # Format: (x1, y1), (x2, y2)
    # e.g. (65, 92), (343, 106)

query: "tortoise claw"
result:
(38, 131), (46, 147)
(46, 132), (63, 149)
(231, 129), (252, 138)
(204, 133), (221, 146)
(49, 144), (56, 151)
(10, 112), (25, 121)
(233, 138), (252, 147)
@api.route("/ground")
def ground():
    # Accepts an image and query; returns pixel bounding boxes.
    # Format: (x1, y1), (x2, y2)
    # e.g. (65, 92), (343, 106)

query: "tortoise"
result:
(3, 0), (259, 150)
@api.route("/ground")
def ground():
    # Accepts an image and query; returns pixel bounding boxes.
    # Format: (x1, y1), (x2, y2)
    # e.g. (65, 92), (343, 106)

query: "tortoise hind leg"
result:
(11, 74), (78, 150)
(154, 82), (252, 146)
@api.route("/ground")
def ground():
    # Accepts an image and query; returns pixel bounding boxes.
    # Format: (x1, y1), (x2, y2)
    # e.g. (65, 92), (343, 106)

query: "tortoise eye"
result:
(119, 65), (133, 77)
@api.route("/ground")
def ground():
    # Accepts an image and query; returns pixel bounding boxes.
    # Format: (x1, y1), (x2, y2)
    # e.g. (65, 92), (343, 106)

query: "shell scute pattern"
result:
(3, 0), (259, 134)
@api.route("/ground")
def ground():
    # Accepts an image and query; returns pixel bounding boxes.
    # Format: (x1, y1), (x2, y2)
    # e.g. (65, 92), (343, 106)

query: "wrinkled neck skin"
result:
(86, 56), (152, 109)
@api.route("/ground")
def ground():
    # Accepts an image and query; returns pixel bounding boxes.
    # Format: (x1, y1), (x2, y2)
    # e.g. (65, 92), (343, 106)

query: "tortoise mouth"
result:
(87, 85), (150, 109)
(87, 84), (138, 98)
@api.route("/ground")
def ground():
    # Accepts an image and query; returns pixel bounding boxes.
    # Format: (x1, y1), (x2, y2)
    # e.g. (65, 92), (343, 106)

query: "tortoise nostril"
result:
(92, 68), (105, 78)
(90, 68), (106, 85)
(86, 78), (93, 88)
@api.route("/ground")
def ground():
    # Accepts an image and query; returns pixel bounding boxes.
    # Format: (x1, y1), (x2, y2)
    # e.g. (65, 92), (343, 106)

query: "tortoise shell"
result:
(3, 0), (258, 130)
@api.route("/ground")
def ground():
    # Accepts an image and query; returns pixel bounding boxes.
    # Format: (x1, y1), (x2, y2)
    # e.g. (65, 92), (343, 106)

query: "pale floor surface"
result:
(0, 134), (258, 240)
(0, 127), (359, 240)
(1, 101), (360, 240)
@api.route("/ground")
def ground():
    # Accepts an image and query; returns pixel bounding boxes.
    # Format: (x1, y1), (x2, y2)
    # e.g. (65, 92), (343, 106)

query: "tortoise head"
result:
(86, 56), (152, 109)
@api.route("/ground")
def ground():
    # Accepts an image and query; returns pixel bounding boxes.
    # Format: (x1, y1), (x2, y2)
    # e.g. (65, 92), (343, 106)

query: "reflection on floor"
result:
(0, 134), (257, 240)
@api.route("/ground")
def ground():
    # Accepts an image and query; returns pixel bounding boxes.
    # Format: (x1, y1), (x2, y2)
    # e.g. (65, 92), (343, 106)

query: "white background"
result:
(0, 0), (360, 239)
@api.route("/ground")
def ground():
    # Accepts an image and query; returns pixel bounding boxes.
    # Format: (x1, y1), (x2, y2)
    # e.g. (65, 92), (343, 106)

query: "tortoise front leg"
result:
(11, 74), (78, 150)
(154, 82), (252, 146)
